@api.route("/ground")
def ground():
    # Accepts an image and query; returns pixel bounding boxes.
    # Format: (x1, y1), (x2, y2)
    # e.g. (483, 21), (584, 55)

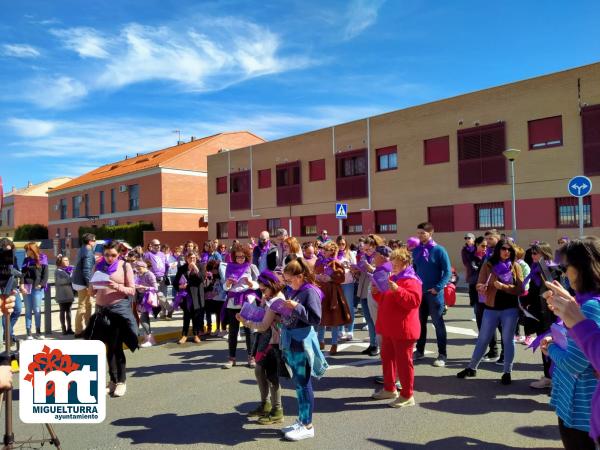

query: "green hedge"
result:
(78, 222), (154, 247)
(14, 224), (48, 240)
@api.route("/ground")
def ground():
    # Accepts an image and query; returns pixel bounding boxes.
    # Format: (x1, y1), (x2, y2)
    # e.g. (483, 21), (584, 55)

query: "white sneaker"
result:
(530, 376), (552, 389)
(284, 424), (315, 441)
(26, 335), (34, 340)
(281, 420), (302, 434)
(432, 355), (446, 367)
(140, 340), (152, 348)
(113, 383), (126, 397)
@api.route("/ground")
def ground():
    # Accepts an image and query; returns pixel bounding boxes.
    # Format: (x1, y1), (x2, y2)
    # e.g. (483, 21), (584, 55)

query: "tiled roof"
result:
(53, 131), (263, 190)
(4, 177), (73, 197)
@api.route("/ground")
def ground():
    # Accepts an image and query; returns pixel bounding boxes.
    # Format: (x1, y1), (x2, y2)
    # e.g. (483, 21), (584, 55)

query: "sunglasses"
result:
(501, 247), (511, 251)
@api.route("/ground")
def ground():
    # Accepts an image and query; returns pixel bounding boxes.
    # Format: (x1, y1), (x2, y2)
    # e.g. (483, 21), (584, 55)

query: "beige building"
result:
(207, 62), (600, 266)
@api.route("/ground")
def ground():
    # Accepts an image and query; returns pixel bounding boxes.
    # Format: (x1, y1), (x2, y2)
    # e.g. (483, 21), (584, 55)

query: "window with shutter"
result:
(267, 218), (281, 236)
(556, 197), (592, 227)
(258, 169), (271, 189)
(375, 210), (397, 233)
(236, 221), (249, 238)
(229, 171), (251, 210)
(428, 206), (455, 232)
(336, 149), (368, 200)
(276, 161), (302, 206)
(309, 159), (326, 181)
(301, 216), (317, 236)
(217, 222), (229, 239)
(458, 123), (506, 187)
(343, 212), (363, 234)
(528, 116), (563, 150)
(582, 105), (600, 176)
(376, 146), (397, 171)
(475, 202), (504, 229)
(216, 176), (227, 194)
(424, 136), (450, 165)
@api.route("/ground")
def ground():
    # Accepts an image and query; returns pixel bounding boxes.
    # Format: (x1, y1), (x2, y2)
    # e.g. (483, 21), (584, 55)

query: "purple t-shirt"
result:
(143, 251), (168, 278)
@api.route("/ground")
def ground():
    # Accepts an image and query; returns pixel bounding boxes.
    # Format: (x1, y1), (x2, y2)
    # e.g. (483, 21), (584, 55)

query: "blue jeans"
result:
(24, 288), (43, 331)
(342, 283), (356, 335)
(469, 307), (519, 373)
(1, 292), (23, 339)
(360, 297), (377, 347)
(416, 291), (447, 357)
(317, 325), (339, 345)
(284, 349), (314, 425)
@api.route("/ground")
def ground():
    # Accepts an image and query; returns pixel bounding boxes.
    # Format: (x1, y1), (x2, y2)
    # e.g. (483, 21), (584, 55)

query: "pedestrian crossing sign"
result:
(335, 203), (348, 219)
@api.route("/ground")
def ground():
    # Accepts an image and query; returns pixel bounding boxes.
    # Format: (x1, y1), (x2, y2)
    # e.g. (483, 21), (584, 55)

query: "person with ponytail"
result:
(370, 248), (422, 407)
(20, 242), (48, 340)
(54, 254), (75, 335)
(457, 239), (523, 385)
(279, 258), (328, 441)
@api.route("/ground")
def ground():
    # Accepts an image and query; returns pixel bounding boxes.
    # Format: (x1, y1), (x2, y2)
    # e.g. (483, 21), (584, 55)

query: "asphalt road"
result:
(7, 295), (564, 450)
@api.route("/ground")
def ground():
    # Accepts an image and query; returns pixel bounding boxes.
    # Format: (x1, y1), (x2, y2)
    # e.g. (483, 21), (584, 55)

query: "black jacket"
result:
(22, 263), (48, 288)
(175, 263), (205, 310)
(73, 245), (95, 286)
(252, 245), (278, 271)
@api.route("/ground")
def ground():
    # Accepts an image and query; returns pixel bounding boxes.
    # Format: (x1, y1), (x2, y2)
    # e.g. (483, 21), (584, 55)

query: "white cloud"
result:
(50, 27), (109, 58)
(23, 76), (88, 109)
(6, 118), (57, 137)
(343, 0), (386, 40)
(2, 43), (40, 58)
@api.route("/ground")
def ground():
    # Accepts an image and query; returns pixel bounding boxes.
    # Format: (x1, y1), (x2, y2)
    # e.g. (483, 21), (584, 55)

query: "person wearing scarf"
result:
(314, 241), (351, 355)
(412, 223), (452, 367)
(457, 240), (523, 385)
(252, 231), (279, 272)
(237, 270), (287, 425)
(54, 254), (75, 335)
(143, 239), (172, 320)
(522, 242), (564, 389)
(353, 235), (383, 356)
(336, 236), (357, 342)
(223, 243), (260, 368)
(301, 242), (318, 271)
(174, 252), (205, 345)
(20, 242), (49, 340)
(541, 237), (600, 450)
(87, 241), (137, 398)
(279, 258), (327, 441)
(133, 260), (159, 348)
(371, 248), (422, 407)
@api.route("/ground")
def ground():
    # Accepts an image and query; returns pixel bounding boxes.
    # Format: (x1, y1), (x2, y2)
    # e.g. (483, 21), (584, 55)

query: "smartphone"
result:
(538, 258), (553, 282)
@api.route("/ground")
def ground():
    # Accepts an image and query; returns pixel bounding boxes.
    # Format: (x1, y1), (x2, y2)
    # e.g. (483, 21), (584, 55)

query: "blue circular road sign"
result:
(568, 176), (593, 198)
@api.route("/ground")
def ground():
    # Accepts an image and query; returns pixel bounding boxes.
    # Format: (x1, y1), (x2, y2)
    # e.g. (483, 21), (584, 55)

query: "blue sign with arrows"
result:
(335, 203), (348, 219)
(568, 176), (593, 198)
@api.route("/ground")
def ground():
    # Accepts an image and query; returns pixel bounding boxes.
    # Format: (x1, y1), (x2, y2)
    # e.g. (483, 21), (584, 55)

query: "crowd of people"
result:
(2, 224), (599, 447)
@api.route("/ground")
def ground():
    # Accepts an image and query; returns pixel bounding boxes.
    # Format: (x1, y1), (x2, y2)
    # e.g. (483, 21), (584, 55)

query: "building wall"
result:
(0, 195), (49, 237)
(208, 63), (600, 268)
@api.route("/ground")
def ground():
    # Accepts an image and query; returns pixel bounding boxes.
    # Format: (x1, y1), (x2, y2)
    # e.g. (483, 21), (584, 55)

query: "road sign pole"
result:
(338, 219), (342, 236)
(578, 196), (584, 239)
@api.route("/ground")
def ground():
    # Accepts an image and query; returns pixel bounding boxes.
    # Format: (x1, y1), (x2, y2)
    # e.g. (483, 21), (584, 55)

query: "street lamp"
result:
(503, 148), (521, 242)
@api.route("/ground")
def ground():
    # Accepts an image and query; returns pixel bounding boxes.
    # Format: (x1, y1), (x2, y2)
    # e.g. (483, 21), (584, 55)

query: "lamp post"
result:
(502, 148), (521, 242)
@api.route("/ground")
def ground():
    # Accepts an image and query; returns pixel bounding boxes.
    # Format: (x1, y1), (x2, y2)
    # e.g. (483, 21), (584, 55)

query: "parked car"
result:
(93, 239), (132, 262)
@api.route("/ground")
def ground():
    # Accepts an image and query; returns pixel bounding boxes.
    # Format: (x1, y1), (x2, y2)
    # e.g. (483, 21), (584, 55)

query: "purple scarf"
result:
(493, 260), (514, 284)
(524, 260), (559, 287)
(225, 262), (250, 281)
(63, 266), (74, 275)
(484, 246), (494, 260)
(23, 253), (48, 268)
(259, 240), (271, 255)
(316, 257), (335, 277)
(290, 282), (325, 302)
(95, 258), (119, 275)
(391, 266), (422, 284)
(200, 251), (210, 265)
(336, 250), (345, 261)
(414, 239), (437, 262)
(373, 261), (393, 275)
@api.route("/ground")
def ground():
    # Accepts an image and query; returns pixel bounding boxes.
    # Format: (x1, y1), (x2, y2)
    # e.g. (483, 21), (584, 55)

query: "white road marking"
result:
(444, 325), (478, 337)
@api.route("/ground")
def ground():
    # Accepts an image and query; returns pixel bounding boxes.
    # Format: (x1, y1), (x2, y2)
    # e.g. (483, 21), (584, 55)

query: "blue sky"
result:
(1, 0), (600, 191)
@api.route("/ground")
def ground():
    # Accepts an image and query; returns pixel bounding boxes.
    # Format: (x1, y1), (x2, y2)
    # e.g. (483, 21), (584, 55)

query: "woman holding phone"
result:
(541, 237), (600, 450)
(457, 240), (523, 385)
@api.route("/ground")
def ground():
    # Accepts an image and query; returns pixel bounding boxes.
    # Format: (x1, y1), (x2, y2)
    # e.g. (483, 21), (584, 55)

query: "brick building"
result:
(0, 177), (72, 238)
(207, 62), (600, 266)
(48, 131), (264, 253)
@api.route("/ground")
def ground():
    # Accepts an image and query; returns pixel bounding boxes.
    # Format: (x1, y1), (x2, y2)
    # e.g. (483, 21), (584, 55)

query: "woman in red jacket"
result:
(371, 247), (422, 408)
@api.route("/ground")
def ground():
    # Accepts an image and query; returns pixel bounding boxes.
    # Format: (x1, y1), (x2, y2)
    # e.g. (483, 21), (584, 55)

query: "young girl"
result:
(134, 260), (159, 348)
(205, 259), (227, 337)
(237, 270), (287, 425)
(223, 243), (259, 368)
(54, 254), (75, 335)
(279, 258), (328, 441)
(371, 248), (422, 407)
(175, 252), (205, 344)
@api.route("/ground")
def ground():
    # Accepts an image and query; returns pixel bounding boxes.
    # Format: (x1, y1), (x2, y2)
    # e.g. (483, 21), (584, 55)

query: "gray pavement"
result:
(6, 294), (564, 449)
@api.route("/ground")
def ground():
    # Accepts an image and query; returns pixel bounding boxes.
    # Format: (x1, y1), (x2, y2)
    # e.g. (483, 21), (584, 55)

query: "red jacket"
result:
(372, 278), (422, 340)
